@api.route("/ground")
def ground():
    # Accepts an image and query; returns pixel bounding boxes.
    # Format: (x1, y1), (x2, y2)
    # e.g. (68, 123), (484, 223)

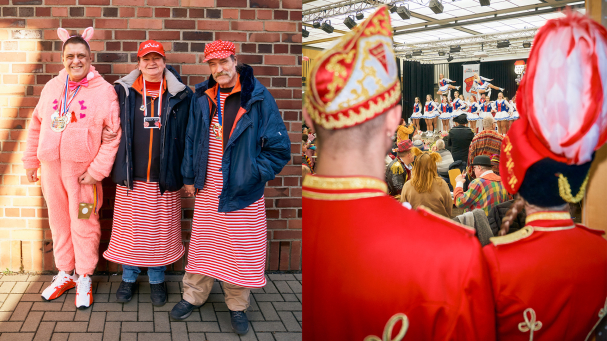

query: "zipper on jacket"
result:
(124, 96), (131, 195)
(160, 92), (177, 191)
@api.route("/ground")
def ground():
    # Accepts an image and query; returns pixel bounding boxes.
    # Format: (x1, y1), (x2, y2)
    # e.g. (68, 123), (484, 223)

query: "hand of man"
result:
(102, 126), (118, 143)
(184, 184), (195, 197)
(79, 172), (97, 185)
(455, 174), (465, 183)
(26, 168), (39, 183)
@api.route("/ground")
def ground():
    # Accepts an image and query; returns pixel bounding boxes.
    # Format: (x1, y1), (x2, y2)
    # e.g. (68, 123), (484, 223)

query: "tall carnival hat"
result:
(305, 6), (401, 130)
(500, 11), (607, 207)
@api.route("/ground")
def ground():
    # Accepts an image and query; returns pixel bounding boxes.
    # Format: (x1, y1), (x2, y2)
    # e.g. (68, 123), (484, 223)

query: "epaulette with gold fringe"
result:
(390, 161), (404, 175)
(489, 226), (534, 246)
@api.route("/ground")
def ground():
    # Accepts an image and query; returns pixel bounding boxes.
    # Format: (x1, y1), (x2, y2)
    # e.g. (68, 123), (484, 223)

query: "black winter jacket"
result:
(111, 65), (193, 194)
(447, 125), (475, 163)
(487, 200), (526, 235)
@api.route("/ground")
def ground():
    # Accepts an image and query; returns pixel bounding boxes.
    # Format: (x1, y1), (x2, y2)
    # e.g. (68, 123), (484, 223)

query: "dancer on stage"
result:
(474, 73), (504, 98)
(478, 93), (493, 120)
(437, 73), (460, 96)
(411, 96), (422, 132)
(493, 92), (511, 135)
(422, 94), (438, 135)
(466, 95), (481, 133)
(506, 95), (519, 132)
(452, 91), (467, 127)
(438, 94), (453, 133)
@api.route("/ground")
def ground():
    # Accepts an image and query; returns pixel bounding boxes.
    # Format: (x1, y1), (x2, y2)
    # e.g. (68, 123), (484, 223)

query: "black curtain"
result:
(445, 59), (526, 101)
(401, 59), (434, 131)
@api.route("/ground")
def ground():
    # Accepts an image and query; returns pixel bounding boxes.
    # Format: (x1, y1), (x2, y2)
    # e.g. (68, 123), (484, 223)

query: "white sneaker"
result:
(75, 274), (93, 309)
(41, 271), (77, 301)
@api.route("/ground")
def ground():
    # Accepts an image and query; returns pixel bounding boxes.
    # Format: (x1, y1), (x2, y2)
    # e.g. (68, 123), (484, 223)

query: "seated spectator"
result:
(412, 139), (425, 151)
(401, 150), (452, 217)
(454, 155), (510, 215)
(434, 139), (454, 176)
(467, 116), (503, 178)
(385, 140), (417, 197)
(447, 114), (475, 163)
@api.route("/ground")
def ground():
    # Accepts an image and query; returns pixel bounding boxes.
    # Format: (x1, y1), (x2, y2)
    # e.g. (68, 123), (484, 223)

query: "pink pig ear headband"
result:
(57, 27), (94, 49)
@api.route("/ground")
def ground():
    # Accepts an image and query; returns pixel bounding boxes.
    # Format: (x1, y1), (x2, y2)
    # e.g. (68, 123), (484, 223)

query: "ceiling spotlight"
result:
(449, 45), (461, 53)
(412, 50), (423, 56)
(313, 20), (321, 29)
(447, 55), (453, 62)
(303, 27), (309, 38)
(438, 51), (445, 56)
(356, 12), (364, 20)
(390, 5), (397, 13)
(479, 0), (490, 6)
(429, 0), (444, 14)
(344, 16), (357, 30)
(523, 42), (531, 48)
(396, 6), (411, 20)
(497, 40), (510, 48)
(321, 20), (334, 34)
(405, 54), (413, 59)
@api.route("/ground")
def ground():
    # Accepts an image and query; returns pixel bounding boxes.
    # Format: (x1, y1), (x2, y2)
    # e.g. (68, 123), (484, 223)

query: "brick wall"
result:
(0, 0), (303, 273)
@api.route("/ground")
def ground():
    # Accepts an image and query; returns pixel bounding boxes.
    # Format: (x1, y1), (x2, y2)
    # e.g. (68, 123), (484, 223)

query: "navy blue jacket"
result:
(182, 64), (291, 212)
(111, 65), (193, 194)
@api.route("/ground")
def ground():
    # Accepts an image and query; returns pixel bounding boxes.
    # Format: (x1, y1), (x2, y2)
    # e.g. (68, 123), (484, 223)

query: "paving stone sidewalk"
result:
(0, 273), (302, 341)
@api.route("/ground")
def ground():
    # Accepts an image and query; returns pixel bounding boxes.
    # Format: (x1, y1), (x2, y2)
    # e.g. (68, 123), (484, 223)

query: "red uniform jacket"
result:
(303, 175), (496, 341)
(483, 212), (607, 341)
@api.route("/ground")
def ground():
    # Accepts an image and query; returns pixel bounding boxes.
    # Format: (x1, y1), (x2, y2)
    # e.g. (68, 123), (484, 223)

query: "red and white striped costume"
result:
(185, 91), (267, 288)
(103, 181), (184, 266)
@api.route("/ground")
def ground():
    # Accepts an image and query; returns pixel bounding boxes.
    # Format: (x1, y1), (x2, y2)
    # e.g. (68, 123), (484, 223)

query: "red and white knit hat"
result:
(203, 40), (236, 62)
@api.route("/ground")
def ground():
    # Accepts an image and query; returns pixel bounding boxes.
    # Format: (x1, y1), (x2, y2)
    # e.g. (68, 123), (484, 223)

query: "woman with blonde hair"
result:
(401, 150), (452, 217)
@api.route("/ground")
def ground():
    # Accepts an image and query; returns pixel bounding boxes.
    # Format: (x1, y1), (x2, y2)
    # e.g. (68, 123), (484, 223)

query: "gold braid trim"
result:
(364, 313), (409, 341)
(557, 173), (589, 203)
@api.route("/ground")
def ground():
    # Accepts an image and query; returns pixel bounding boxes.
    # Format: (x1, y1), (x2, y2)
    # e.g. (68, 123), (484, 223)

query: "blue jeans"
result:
(122, 265), (166, 284)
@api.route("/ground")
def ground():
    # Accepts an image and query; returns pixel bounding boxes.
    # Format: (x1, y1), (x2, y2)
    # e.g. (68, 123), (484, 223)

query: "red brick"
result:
(96, 19), (127, 29)
(148, 0), (178, 5)
(276, 198), (301, 208)
(45, 0), (75, 4)
(36, 7), (51, 16)
(198, 20), (229, 31)
(282, 0), (301, 9)
(252, 66), (279, 76)
(268, 89), (292, 99)
(274, 10), (288, 20)
(258, 10), (272, 20)
(129, 19), (162, 29)
(149, 31), (180, 40)
(232, 21), (263, 31)
(282, 33), (302, 43)
(274, 230), (301, 240)
(265, 21), (297, 32)
(112, 0), (143, 5)
(269, 241), (280, 270)
(290, 240), (301, 270)
(249, 32), (280, 42)
(268, 220), (287, 229)
(25, 19), (59, 29)
(219, 9), (236, 19)
(217, 0), (246, 7)
(85, 7), (102, 17)
(137, 7), (153, 17)
(52, 7), (68, 17)
(79, 0), (109, 4)
(280, 67), (301, 76)
(115, 30), (146, 40)
(167, 54), (196, 64)
(290, 10), (302, 21)
(92, 29), (113, 40)
(165, 20), (195, 29)
(240, 10), (255, 20)
(155, 8), (170, 18)
(215, 32), (247, 42)
(266, 55), (296, 65)
(182, 0), (214, 6)
(12, 64), (43, 73)
(120, 7), (135, 17)
(279, 241), (290, 270)
(182, 64), (210, 75)
(0, 52), (26, 62)
(251, 0), (279, 8)
(62, 19), (94, 28)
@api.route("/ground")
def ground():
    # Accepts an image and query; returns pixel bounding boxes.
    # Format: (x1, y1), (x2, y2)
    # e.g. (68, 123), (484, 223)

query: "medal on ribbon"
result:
(214, 88), (223, 140)
(51, 76), (81, 133)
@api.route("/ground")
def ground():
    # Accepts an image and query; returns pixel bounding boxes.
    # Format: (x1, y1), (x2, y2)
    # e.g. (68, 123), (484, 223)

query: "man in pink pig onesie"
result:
(22, 27), (121, 309)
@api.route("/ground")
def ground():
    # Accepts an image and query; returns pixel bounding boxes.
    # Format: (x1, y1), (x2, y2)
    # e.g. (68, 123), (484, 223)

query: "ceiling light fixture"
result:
(356, 12), (364, 20)
(479, 0), (490, 6)
(321, 20), (334, 34)
(497, 40), (510, 48)
(523, 42), (531, 48)
(449, 45), (461, 53)
(344, 16), (357, 30)
(429, 0), (444, 14)
(412, 50), (423, 56)
(303, 27), (309, 38)
(396, 6), (411, 20)
(313, 20), (321, 29)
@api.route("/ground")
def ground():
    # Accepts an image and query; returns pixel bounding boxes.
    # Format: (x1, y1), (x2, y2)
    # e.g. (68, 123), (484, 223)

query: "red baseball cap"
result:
(137, 40), (165, 58)
(203, 40), (235, 62)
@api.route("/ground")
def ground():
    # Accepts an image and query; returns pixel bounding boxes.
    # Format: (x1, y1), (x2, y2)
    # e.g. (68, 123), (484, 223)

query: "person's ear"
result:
(384, 105), (401, 135)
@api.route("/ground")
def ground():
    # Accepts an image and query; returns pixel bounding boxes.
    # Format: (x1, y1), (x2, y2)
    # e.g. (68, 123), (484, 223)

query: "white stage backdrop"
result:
(463, 64), (480, 99)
